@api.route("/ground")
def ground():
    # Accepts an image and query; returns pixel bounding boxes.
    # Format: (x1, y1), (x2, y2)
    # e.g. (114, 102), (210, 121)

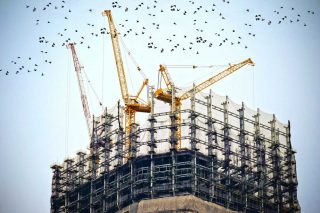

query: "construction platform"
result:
(50, 90), (300, 213)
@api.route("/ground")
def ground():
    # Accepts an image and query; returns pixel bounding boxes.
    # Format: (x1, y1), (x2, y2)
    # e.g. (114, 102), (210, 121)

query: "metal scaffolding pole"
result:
(190, 84), (198, 195)
(64, 158), (75, 213)
(170, 85), (177, 196)
(206, 90), (217, 202)
(90, 117), (99, 213)
(269, 115), (282, 213)
(102, 110), (113, 212)
(253, 108), (267, 212)
(51, 164), (63, 213)
(222, 96), (231, 208)
(238, 102), (248, 211)
(76, 151), (86, 213)
(285, 121), (300, 213)
(129, 123), (138, 202)
(148, 86), (157, 199)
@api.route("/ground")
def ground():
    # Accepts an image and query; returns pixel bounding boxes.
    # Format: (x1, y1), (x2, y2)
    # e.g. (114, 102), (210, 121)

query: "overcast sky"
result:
(0, 0), (319, 212)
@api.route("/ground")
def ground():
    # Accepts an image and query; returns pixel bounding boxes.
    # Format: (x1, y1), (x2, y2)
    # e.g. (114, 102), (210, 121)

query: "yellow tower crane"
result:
(155, 58), (255, 149)
(103, 10), (151, 156)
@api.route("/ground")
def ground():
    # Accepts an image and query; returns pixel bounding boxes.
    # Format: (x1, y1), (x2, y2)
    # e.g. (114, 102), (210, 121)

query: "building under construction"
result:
(50, 91), (300, 213)
(50, 10), (300, 213)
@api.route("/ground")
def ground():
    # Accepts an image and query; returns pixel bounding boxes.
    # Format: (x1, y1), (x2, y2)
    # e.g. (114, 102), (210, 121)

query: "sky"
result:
(0, 0), (319, 212)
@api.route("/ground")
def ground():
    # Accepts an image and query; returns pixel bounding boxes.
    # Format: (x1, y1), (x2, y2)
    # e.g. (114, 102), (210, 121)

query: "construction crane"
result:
(67, 43), (92, 139)
(103, 10), (151, 156)
(156, 64), (174, 102)
(155, 58), (255, 149)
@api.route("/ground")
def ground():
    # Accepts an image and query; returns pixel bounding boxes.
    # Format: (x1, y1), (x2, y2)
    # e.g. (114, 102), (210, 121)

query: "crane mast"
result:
(103, 10), (129, 102)
(155, 58), (255, 149)
(159, 64), (174, 90)
(103, 10), (151, 157)
(67, 43), (92, 139)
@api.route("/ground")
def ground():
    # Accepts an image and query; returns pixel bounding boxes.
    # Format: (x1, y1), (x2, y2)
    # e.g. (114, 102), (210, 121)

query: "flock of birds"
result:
(111, 0), (315, 54)
(0, 0), (316, 77)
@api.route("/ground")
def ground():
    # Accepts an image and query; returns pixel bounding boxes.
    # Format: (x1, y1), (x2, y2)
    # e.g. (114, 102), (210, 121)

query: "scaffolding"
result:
(51, 90), (300, 213)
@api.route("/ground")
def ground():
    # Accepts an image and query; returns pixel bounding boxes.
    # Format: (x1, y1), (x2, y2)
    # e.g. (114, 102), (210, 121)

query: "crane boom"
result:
(159, 64), (174, 90)
(180, 58), (254, 100)
(103, 10), (129, 103)
(67, 43), (92, 138)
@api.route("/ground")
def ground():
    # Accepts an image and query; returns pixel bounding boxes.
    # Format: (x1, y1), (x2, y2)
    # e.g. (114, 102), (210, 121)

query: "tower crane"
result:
(103, 10), (151, 156)
(67, 43), (92, 139)
(155, 58), (255, 149)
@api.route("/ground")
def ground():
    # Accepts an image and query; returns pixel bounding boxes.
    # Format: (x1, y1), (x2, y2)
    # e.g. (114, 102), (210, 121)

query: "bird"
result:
(33, 7), (36, 12)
